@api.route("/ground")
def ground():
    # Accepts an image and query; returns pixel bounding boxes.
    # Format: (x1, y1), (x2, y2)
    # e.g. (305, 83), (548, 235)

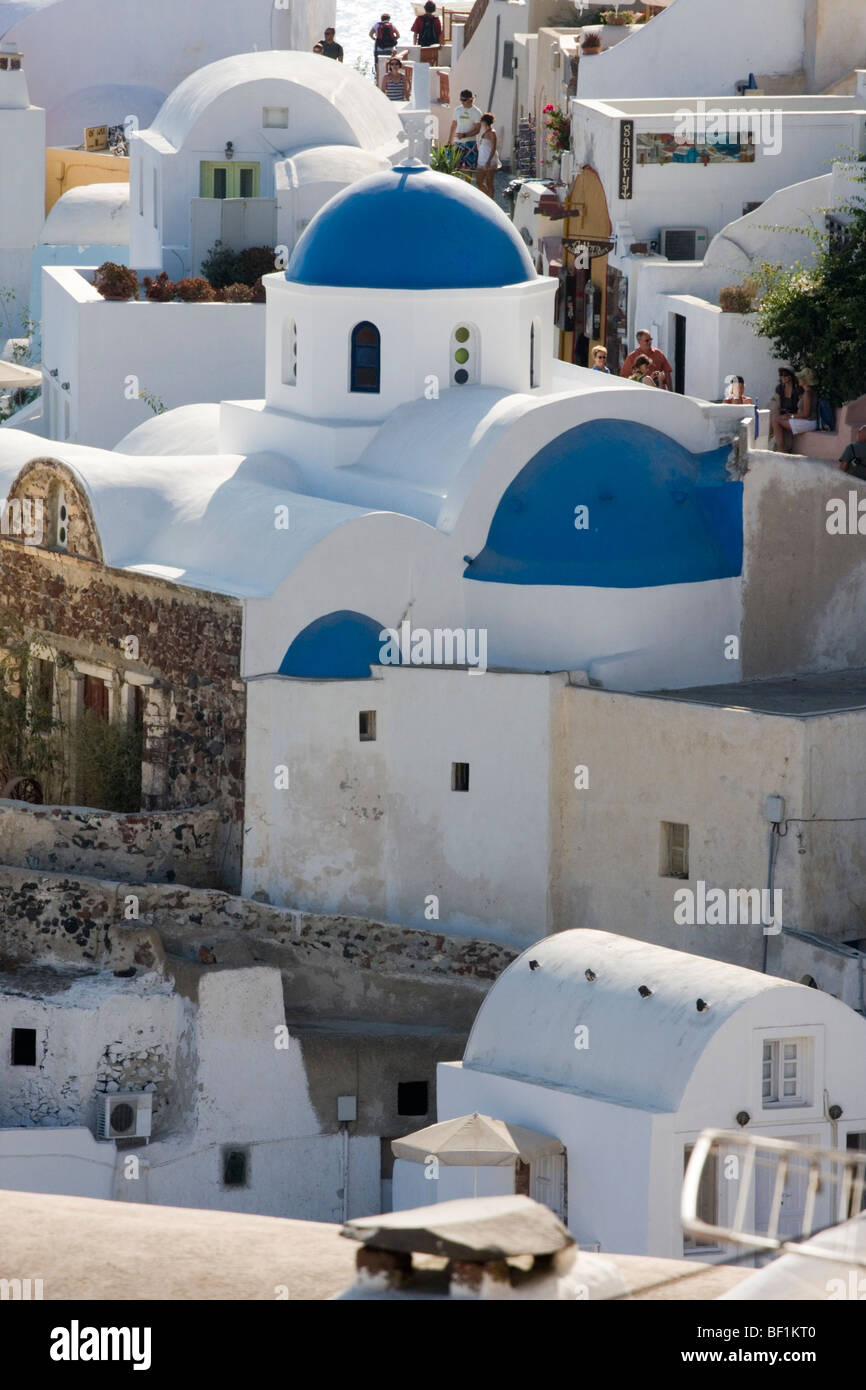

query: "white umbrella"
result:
(392, 1112), (564, 1197)
(0, 361), (41, 390)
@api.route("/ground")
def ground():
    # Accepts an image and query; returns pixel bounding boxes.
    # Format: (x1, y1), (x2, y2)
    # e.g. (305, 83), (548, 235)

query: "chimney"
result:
(0, 42), (30, 110)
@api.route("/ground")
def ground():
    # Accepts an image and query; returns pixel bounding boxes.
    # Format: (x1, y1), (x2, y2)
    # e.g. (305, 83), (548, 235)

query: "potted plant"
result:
(581, 28), (603, 53)
(142, 271), (176, 302)
(542, 104), (571, 155)
(94, 262), (139, 301)
(173, 277), (215, 303)
(719, 281), (757, 313)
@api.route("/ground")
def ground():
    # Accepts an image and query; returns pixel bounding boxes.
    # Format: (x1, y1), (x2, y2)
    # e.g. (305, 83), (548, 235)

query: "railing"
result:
(461, 0), (490, 50)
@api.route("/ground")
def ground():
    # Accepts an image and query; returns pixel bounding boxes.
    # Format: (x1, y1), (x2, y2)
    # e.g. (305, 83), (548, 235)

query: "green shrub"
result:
(174, 277), (215, 302)
(240, 246), (278, 284)
(69, 711), (142, 812)
(200, 240), (244, 289)
(223, 282), (254, 303)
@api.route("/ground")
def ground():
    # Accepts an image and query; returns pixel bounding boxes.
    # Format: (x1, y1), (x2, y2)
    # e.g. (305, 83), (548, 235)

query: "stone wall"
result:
(0, 866), (516, 1030)
(0, 801), (226, 888)
(0, 530), (245, 883)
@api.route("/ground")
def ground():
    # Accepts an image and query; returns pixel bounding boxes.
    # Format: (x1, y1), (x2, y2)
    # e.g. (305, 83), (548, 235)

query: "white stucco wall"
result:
(571, 97), (866, 249)
(576, 0), (808, 99)
(243, 668), (556, 945)
(0, 1127), (116, 1199)
(448, 0), (526, 160)
(41, 266), (266, 447)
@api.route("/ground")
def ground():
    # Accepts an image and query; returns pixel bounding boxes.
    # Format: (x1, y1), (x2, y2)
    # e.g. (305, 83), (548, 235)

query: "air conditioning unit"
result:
(660, 227), (708, 261)
(96, 1092), (152, 1142)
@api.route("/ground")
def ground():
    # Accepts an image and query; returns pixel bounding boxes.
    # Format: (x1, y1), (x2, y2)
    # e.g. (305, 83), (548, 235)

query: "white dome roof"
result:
(463, 929), (808, 1110)
(150, 51), (403, 153)
(40, 183), (129, 246)
(115, 403), (220, 456)
(276, 143), (390, 190)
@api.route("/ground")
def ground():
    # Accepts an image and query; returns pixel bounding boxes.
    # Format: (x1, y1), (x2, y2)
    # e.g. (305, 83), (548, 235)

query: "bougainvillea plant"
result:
(543, 105), (571, 154)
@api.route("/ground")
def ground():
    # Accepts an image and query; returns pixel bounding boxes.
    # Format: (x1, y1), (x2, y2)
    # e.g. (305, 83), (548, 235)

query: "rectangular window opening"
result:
(683, 1144), (719, 1251)
(263, 106), (289, 128)
(12, 1027), (37, 1066)
(238, 167), (255, 199)
(359, 710), (377, 741)
(451, 761), (470, 792)
(660, 821), (689, 878)
(222, 1146), (250, 1188)
(762, 1038), (809, 1107)
(397, 1081), (429, 1117)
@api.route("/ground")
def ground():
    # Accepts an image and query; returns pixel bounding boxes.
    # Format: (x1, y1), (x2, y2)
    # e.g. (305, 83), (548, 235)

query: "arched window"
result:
(451, 324), (478, 386)
(281, 316), (297, 386)
(350, 322), (380, 394)
(530, 320), (540, 389)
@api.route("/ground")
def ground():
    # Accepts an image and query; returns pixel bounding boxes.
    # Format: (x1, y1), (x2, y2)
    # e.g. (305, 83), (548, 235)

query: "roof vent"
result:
(584, 968), (596, 982)
(638, 985), (652, 998)
(696, 998), (709, 1012)
(528, 959), (540, 971)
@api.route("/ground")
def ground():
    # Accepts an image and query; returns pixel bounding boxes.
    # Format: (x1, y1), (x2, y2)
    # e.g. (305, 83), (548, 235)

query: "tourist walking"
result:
(620, 330), (672, 390)
(590, 346), (610, 373)
(381, 56), (412, 102)
(449, 90), (482, 170)
(370, 12), (400, 71)
(629, 355), (658, 385)
(317, 27), (344, 61)
(412, 2), (443, 47)
(475, 113), (500, 198)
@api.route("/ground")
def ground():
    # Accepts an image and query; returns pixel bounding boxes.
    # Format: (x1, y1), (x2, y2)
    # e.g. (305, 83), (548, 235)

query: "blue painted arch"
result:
(466, 419), (742, 588)
(279, 610), (385, 679)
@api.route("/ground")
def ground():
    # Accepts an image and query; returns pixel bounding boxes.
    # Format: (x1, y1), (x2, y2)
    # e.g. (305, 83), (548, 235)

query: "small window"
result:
(213, 167), (227, 200)
(451, 323), (478, 386)
(530, 321), (539, 388)
(222, 1147), (249, 1187)
(33, 659), (54, 727)
(451, 761), (470, 792)
(683, 1144), (719, 1251)
(660, 821), (689, 878)
(762, 1038), (809, 1107)
(350, 322), (381, 394)
(11, 1028), (37, 1066)
(152, 169), (158, 229)
(281, 316), (297, 386)
(238, 166), (254, 199)
(502, 39), (515, 79)
(83, 674), (109, 722)
(359, 710), (376, 741)
(397, 1081), (428, 1116)
(263, 106), (289, 128)
(138, 162), (144, 216)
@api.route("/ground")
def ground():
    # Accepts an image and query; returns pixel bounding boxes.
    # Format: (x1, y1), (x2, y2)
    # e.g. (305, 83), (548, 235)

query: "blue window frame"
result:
(350, 322), (381, 394)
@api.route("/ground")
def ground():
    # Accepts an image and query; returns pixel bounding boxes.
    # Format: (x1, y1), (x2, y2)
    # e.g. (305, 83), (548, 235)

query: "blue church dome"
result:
(286, 163), (536, 291)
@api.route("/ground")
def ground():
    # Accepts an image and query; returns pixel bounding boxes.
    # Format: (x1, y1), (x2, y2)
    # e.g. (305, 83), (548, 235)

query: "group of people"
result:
(448, 92), (501, 197)
(369, 3), (443, 64)
(588, 330), (674, 389)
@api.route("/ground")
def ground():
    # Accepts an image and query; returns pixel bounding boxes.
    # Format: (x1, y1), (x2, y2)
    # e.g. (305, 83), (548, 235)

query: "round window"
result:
(455, 326), (470, 343)
(58, 527), (66, 544)
(454, 348), (469, 364)
(60, 505), (68, 522)
(455, 369), (469, 385)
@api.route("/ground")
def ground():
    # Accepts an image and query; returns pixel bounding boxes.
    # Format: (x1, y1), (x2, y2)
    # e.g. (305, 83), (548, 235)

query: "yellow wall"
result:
(45, 149), (130, 214)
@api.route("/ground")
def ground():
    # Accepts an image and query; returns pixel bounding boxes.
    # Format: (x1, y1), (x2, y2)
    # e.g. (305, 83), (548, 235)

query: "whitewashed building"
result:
(0, 42), (45, 339)
(436, 929), (866, 1258)
(0, 0), (336, 145)
(33, 53), (412, 446)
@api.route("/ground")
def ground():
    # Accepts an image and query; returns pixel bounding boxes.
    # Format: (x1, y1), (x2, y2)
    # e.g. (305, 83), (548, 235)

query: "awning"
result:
(0, 361), (41, 390)
(392, 1112), (564, 1167)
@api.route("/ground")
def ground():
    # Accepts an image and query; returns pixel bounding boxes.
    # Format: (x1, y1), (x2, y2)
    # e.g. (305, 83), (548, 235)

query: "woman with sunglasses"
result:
(381, 57), (412, 102)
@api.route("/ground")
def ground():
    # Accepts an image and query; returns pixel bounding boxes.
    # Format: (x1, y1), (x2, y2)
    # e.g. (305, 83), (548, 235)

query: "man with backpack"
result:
(370, 13), (400, 69)
(412, 2), (443, 48)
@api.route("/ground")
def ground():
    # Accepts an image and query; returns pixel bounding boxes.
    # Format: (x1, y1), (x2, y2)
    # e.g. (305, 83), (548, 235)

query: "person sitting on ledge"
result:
(840, 425), (866, 481)
(773, 368), (817, 452)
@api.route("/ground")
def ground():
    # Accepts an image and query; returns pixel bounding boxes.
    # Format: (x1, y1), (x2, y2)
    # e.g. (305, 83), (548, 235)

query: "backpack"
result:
(816, 395), (837, 432)
(376, 21), (397, 47)
(417, 14), (439, 46)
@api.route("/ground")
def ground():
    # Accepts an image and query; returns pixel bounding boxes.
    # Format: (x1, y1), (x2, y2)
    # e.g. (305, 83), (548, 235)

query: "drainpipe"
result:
(761, 811), (781, 974)
(341, 1121), (350, 1222)
(487, 13), (501, 112)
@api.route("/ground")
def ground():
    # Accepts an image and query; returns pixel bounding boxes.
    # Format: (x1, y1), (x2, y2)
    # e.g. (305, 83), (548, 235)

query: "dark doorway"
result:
(674, 314), (687, 394)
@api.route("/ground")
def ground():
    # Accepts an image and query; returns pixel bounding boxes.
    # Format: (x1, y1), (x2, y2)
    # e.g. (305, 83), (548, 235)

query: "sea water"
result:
(335, 0), (417, 72)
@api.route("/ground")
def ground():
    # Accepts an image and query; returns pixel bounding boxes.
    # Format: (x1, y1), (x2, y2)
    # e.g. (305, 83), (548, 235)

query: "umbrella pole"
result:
(473, 1166), (478, 1198)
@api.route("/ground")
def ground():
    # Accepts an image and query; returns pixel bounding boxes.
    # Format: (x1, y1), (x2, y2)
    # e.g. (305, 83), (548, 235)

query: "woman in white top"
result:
(475, 112), (500, 199)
